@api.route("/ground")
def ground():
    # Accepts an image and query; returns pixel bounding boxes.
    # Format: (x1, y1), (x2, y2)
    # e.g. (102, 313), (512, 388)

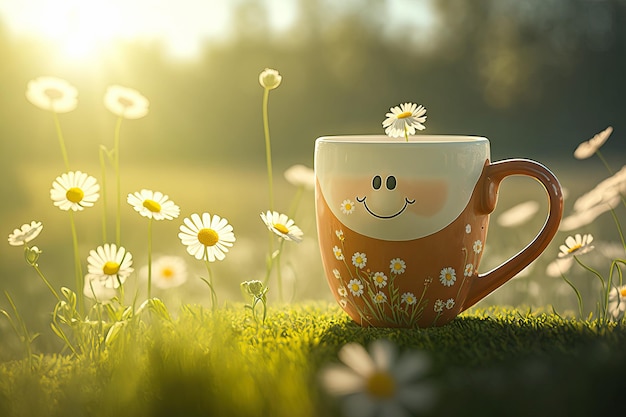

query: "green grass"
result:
(1, 302), (625, 417)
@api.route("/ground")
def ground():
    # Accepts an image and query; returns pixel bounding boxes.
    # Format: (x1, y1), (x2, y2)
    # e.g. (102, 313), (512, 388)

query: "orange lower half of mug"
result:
(316, 181), (489, 328)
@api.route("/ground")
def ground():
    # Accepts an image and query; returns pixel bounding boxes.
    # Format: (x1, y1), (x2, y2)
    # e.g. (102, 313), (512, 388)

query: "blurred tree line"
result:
(0, 0), (624, 203)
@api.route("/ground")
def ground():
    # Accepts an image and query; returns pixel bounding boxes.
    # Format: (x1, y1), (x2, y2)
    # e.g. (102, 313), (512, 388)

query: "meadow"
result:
(1, 152), (623, 359)
(1, 74), (624, 417)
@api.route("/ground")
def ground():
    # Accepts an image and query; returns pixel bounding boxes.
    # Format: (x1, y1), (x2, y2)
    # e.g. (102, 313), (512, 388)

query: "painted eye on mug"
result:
(372, 175), (382, 190)
(386, 175), (397, 190)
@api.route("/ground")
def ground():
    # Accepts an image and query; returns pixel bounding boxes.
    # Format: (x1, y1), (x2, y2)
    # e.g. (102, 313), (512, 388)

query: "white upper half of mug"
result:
(315, 135), (490, 240)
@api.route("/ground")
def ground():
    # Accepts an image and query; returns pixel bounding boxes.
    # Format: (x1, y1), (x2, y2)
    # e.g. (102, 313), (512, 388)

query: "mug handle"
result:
(461, 159), (564, 311)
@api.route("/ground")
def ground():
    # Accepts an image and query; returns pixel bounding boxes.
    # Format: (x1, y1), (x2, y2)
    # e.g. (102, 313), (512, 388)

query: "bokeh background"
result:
(0, 0), (625, 355)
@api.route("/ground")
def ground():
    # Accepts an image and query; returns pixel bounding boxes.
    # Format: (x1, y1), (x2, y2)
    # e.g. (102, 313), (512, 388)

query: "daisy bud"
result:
(259, 68), (282, 90)
(24, 246), (42, 266)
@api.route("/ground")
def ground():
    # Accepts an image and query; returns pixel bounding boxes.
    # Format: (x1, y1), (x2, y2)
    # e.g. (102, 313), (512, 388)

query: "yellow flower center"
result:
(143, 199), (161, 213)
(198, 228), (219, 247)
(351, 283), (360, 292)
(66, 187), (84, 203)
(620, 288), (626, 297)
(397, 111), (413, 119)
(366, 371), (396, 399)
(344, 203), (352, 211)
(355, 256), (363, 264)
(445, 273), (453, 281)
(103, 261), (120, 275)
(274, 223), (289, 235)
(567, 244), (582, 254)
(161, 267), (174, 279)
(44, 88), (64, 100)
(407, 296), (415, 303)
(393, 263), (402, 271)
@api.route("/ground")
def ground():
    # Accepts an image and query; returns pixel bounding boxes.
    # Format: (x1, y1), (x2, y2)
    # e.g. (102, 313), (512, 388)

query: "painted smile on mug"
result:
(356, 175), (416, 219)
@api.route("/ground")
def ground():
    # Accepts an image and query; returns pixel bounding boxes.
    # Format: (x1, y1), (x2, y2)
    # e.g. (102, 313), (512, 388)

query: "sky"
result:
(0, 0), (436, 61)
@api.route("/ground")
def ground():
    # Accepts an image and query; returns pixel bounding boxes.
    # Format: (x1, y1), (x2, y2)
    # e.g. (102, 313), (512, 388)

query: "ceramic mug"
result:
(314, 135), (563, 327)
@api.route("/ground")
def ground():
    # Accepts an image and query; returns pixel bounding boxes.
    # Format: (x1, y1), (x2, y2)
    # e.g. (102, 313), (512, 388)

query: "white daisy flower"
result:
(465, 224), (472, 234)
(558, 233), (595, 259)
(260, 211), (303, 243)
(26, 76), (78, 113)
(373, 291), (387, 304)
(339, 299), (348, 308)
(140, 256), (187, 289)
(333, 268), (342, 279)
(372, 272), (388, 288)
(83, 278), (117, 304)
(127, 189), (180, 221)
(382, 102), (427, 138)
(445, 298), (455, 310)
(338, 286), (348, 297)
(50, 171), (100, 211)
(574, 126), (613, 160)
(340, 199), (356, 215)
(8, 221), (43, 246)
(464, 263), (474, 277)
(284, 164), (315, 190)
(347, 279), (364, 297)
(104, 85), (149, 119)
(352, 252), (367, 269)
(439, 267), (456, 287)
(434, 299), (445, 313)
(389, 258), (406, 275)
(336, 230), (345, 241)
(401, 292), (417, 305)
(320, 340), (436, 417)
(333, 246), (345, 261)
(473, 240), (483, 254)
(178, 213), (236, 262)
(85, 244), (134, 289)
(608, 285), (626, 321)
(258, 68), (282, 90)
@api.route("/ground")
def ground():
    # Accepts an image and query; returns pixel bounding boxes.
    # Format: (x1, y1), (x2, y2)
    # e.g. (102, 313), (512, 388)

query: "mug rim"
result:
(316, 134), (488, 144)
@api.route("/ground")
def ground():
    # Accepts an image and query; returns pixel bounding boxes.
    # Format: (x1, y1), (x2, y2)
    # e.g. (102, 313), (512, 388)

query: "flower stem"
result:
(203, 248), (218, 310)
(262, 87), (276, 287)
(595, 150), (614, 175)
(276, 238), (286, 302)
(574, 255), (607, 320)
(147, 218), (153, 299)
(30, 261), (61, 303)
(607, 207), (626, 251)
(113, 116), (123, 246)
(560, 273), (584, 318)
(262, 88), (275, 211)
(69, 211), (84, 314)
(52, 112), (70, 171)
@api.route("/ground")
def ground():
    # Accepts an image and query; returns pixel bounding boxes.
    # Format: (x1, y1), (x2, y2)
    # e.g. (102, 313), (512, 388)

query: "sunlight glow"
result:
(0, 0), (232, 60)
(0, 0), (436, 61)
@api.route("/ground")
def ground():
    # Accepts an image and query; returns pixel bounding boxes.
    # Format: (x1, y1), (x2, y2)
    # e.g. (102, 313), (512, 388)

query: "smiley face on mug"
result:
(325, 172), (450, 241)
